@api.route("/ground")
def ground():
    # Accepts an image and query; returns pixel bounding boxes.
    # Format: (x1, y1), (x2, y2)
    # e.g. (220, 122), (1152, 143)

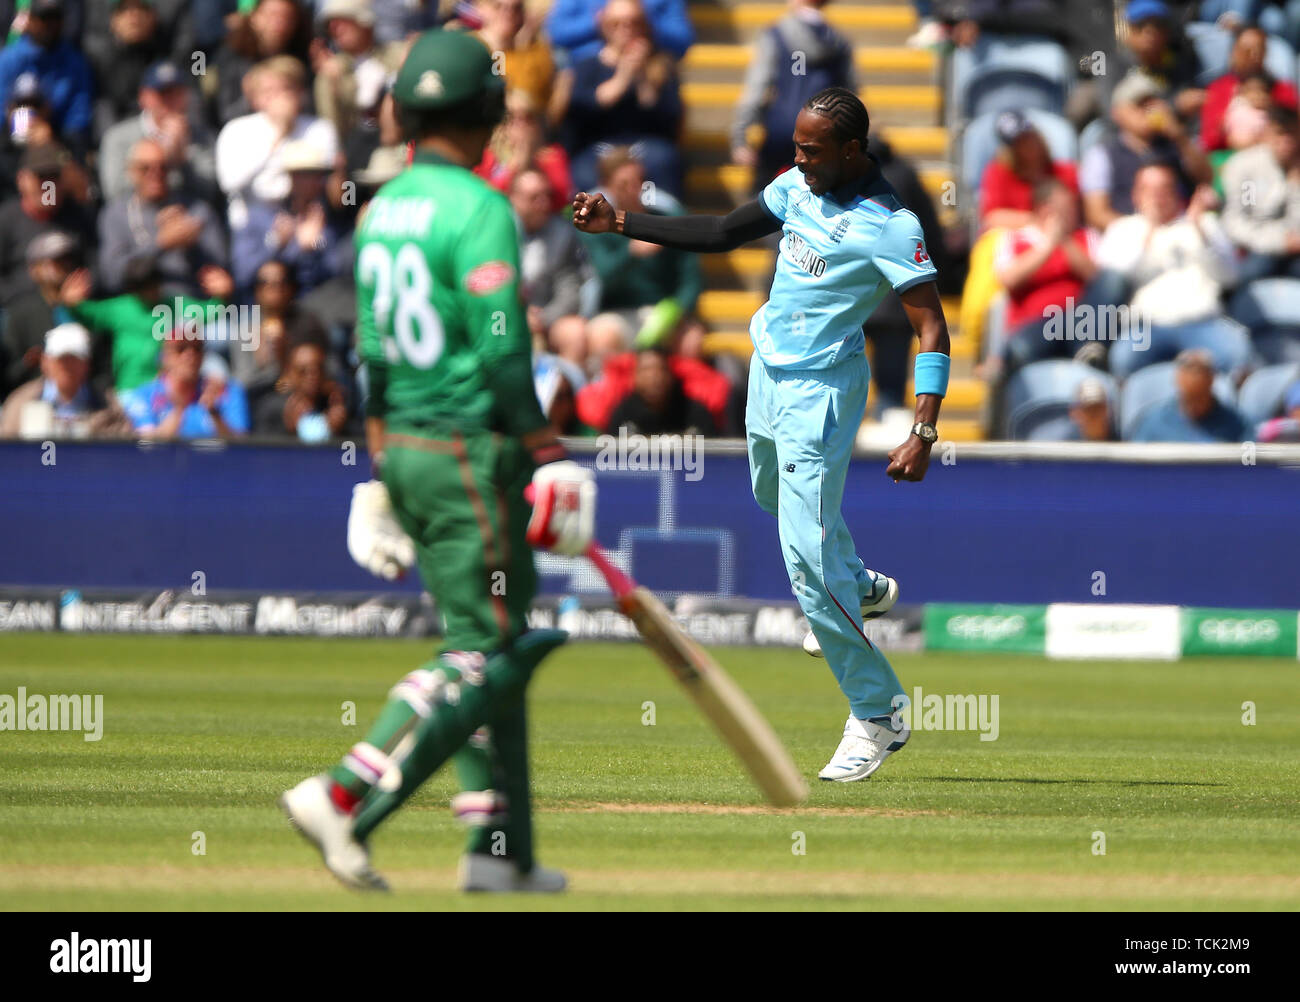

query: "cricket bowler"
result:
(280, 30), (597, 892)
(573, 87), (951, 782)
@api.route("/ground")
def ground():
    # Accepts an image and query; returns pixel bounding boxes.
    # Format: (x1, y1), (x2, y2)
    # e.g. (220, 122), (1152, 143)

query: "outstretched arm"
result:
(572, 192), (781, 252)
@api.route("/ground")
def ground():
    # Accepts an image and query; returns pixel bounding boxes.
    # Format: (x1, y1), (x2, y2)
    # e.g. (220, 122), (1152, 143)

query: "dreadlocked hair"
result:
(803, 87), (870, 152)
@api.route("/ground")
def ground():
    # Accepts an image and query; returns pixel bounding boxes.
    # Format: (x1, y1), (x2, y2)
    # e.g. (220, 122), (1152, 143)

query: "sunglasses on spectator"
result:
(256, 275), (291, 287)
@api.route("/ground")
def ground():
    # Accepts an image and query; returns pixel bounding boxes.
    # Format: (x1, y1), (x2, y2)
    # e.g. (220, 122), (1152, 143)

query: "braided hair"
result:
(803, 87), (870, 153)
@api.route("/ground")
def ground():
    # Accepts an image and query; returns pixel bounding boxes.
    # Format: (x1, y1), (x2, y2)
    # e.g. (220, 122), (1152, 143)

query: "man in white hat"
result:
(0, 323), (129, 438)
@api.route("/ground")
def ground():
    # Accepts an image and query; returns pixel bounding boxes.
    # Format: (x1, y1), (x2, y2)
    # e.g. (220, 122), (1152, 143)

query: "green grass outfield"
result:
(1, 634), (1297, 911)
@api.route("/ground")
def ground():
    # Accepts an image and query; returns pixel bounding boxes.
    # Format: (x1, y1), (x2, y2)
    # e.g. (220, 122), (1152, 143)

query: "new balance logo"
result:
(784, 463), (796, 472)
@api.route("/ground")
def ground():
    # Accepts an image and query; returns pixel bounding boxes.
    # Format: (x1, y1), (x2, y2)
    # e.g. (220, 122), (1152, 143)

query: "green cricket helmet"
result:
(391, 29), (506, 130)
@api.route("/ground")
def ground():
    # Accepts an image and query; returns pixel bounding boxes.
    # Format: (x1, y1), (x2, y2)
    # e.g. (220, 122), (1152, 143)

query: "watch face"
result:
(914, 423), (937, 442)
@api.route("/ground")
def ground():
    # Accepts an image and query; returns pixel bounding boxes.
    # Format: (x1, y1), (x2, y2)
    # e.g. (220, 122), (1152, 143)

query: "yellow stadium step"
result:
(689, 4), (917, 32)
(937, 418), (986, 442)
(702, 331), (754, 358)
(701, 247), (774, 282)
(681, 44), (935, 74)
(906, 377), (988, 411)
(698, 289), (764, 326)
(682, 82), (941, 113)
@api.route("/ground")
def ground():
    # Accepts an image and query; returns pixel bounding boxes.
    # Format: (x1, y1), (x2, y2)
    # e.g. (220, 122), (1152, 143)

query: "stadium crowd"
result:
(0, 0), (1298, 445)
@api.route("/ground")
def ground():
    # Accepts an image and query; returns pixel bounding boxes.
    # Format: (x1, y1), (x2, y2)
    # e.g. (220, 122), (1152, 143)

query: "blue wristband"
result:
(914, 352), (950, 398)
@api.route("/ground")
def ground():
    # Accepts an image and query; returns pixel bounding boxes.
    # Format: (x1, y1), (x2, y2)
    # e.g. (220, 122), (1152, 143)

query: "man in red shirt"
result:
(991, 178), (1098, 371)
(978, 110), (1078, 232)
(1201, 24), (1299, 153)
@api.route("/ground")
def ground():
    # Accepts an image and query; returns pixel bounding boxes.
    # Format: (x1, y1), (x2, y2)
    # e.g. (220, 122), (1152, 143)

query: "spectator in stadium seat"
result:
(120, 331), (250, 439)
(943, 0), (1077, 48)
(1112, 0), (1206, 123)
(1256, 379), (1300, 441)
(1219, 104), (1300, 280)
(1201, 24), (1299, 152)
(476, 89), (574, 213)
(98, 138), (228, 298)
(250, 139), (351, 296)
(533, 351), (593, 435)
(61, 255), (235, 393)
(554, 0), (685, 198)
(978, 110), (1079, 233)
(215, 0), (310, 123)
(310, 0), (402, 143)
(606, 346), (717, 436)
(1130, 347), (1247, 442)
(0, 323), (130, 438)
(0, 73), (59, 193)
(474, 0), (555, 111)
(1065, 376), (1117, 442)
(545, 0), (693, 65)
(86, 0), (174, 140)
(989, 178), (1098, 373)
(1220, 72), (1278, 151)
(730, 0), (855, 190)
(98, 62), (220, 208)
(252, 338), (348, 439)
(510, 166), (598, 351)
(80, 0), (197, 72)
(1079, 72), (1212, 232)
(230, 257), (331, 412)
(216, 57), (339, 295)
(1097, 163), (1244, 379)
(0, 0), (95, 154)
(2, 230), (81, 395)
(0, 142), (95, 305)
(577, 147), (700, 368)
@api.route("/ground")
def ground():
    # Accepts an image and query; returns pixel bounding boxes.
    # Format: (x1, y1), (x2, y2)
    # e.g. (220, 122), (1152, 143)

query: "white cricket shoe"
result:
(460, 853), (567, 893)
(803, 576), (899, 658)
(279, 775), (389, 891)
(818, 714), (909, 782)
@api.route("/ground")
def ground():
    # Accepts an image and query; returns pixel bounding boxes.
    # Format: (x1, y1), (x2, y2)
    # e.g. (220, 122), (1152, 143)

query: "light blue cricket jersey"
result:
(753, 164), (938, 370)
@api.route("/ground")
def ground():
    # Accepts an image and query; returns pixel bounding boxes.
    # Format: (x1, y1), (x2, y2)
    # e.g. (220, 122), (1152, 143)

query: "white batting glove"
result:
(525, 461), (596, 556)
(347, 480), (416, 581)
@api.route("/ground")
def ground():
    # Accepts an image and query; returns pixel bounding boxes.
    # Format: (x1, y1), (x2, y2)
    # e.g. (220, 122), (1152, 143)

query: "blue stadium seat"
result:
(963, 65), (1067, 119)
(1228, 278), (1300, 364)
(1078, 117), (1111, 159)
(1003, 360), (1121, 440)
(961, 109), (1078, 195)
(1187, 23), (1232, 85)
(947, 34), (1072, 134)
(1119, 361), (1237, 440)
(1238, 362), (1300, 425)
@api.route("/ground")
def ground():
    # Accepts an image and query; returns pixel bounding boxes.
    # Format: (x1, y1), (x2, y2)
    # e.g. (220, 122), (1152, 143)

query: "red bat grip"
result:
(524, 484), (633, 598)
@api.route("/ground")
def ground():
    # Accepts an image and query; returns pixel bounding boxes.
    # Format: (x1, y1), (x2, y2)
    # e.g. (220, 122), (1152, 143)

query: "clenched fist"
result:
(572, 192), (619, 234)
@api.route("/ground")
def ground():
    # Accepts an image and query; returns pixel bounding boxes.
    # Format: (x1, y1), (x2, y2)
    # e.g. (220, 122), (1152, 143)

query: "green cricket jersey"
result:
(356, 149), (547, 440)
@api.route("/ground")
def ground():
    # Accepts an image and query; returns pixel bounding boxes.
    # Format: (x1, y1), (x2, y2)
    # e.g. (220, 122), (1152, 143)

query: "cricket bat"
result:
(583, 542), (809, 808)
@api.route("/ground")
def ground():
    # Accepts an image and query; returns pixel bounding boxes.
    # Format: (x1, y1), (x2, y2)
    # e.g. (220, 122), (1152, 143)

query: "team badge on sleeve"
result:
(464, 260), (515, 295)
(914, 240), (930, 264)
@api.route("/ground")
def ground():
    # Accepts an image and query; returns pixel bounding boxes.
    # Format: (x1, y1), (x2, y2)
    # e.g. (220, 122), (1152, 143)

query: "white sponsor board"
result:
(1045, 603), (1181, 660)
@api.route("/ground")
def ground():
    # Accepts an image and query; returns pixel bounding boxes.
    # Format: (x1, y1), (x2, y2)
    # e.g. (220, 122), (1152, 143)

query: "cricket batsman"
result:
(280, 30), (596, 892)
(573, 87), (950, 783)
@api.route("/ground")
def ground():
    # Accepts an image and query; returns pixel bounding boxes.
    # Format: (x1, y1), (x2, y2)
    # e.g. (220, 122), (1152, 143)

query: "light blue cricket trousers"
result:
(746, 350), (904, 719)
